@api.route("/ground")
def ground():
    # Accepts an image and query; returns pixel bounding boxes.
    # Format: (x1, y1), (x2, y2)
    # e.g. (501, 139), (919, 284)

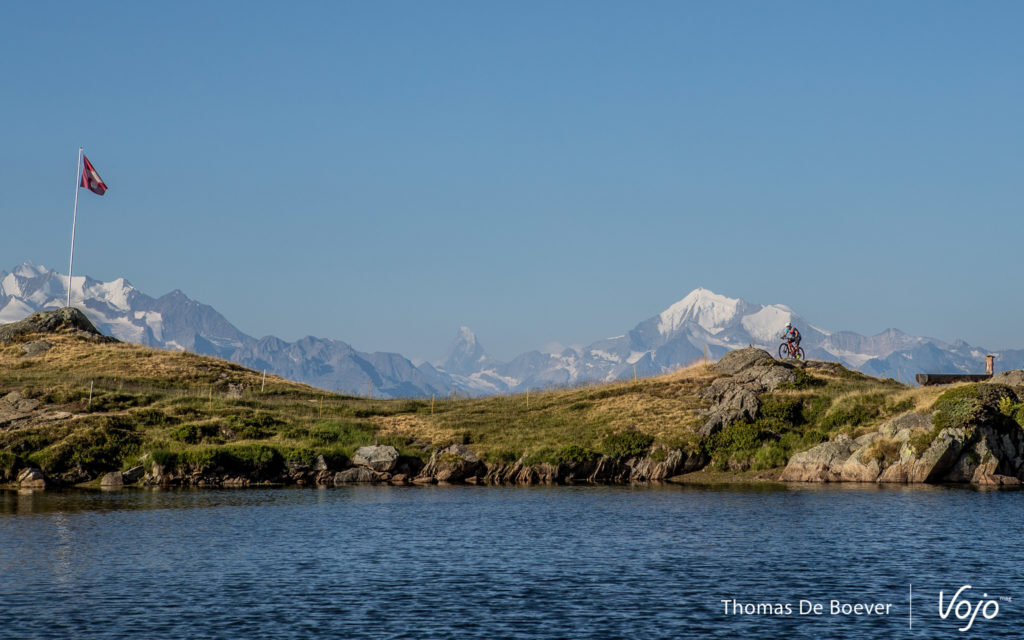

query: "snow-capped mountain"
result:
(0, 262), (453, 398)
(2, 261), (1018, 397)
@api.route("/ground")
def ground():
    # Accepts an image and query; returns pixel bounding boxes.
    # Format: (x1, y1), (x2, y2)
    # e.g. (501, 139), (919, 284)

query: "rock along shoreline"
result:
(7, 442), (713, 491)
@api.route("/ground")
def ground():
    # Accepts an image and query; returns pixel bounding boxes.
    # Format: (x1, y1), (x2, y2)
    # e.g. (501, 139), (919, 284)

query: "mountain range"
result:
(2, 261), (1020, 397)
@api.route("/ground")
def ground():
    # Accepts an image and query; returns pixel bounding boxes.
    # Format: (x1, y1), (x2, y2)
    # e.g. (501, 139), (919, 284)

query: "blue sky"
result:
(2, 1), (1022, 361)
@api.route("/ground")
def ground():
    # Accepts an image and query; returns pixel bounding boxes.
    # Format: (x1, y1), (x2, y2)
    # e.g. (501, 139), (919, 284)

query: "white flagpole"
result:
(67, 147), (83, 308)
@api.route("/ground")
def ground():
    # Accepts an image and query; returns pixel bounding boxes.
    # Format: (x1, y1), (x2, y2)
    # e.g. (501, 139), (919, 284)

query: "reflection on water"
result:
(0, 484), (1021, 639)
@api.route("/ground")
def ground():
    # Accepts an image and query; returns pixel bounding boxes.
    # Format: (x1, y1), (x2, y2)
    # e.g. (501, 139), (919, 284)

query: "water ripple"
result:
(1, 484), (1022, 639)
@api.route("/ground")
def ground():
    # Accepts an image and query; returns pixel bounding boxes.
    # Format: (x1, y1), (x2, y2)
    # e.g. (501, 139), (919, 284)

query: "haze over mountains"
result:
(2, 261), (1019, 397)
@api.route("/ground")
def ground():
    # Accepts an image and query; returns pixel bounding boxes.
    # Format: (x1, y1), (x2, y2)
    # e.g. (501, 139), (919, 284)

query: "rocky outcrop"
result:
(781, 383), (1024, 485)
(0, 307), (114, 343)
(0, 391), (73, 433)
(419, 444), (486, 483)
(698, 348), (797, 436)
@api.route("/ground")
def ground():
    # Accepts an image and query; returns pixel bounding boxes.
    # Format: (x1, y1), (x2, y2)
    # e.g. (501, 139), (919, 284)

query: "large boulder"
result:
(420, 444), (486, 483)
(17, 467), (47, 490)
(100, 471), (124, 488)
(352, 445), (399, 473)
(20, 341), (52, 357)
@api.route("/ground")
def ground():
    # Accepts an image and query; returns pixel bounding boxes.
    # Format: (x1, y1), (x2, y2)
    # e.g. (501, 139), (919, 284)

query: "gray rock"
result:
(1, 391), (40, 414)
(838, 452), (882, 482)
(989, 370), (1024, 386)
(100, 471), (124, 488)
(352, 445), (399, 472)
(879, 412), (932, 438)
(422, 444), (485, 482)
(20, 340), (51, 357)
(123, 466), (144, 484)
(713, 348), (777, 375)
(0, 307), (112, 343)
(906, 427), (966, 483)
(333, 467), (381, 484)
(779, 435), (858, 482)
(629, 449), (687, 481)
(17, 467), (46, 489)
(698, 348), (797, 436)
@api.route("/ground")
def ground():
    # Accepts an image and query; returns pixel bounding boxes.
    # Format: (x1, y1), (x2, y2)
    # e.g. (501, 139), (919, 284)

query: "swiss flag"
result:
(80, 155), (107, 195)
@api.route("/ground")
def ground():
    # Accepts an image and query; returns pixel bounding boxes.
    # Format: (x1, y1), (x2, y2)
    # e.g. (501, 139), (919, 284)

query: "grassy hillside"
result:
(0, 333), (949, 484)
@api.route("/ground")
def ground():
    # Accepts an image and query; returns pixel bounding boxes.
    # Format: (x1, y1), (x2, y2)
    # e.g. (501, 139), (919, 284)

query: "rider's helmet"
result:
(785, 323), (792, 329)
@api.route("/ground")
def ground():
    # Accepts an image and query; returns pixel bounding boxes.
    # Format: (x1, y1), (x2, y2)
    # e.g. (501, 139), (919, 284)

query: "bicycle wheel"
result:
(795, 347), (805, 360)
(778, 343), (789, 359)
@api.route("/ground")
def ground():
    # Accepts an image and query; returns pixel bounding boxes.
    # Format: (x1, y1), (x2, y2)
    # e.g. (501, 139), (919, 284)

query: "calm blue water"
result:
(0, 484), (1020, 639)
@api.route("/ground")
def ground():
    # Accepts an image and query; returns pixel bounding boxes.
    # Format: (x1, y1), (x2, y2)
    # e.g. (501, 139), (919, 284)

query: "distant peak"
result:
(658, 288), (744, 335)
(444, 325), (488, 374)
(12, 261), (50, 278)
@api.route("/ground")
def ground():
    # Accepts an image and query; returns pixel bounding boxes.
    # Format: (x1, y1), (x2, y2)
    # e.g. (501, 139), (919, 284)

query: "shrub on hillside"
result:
(600, 430), (654, 459)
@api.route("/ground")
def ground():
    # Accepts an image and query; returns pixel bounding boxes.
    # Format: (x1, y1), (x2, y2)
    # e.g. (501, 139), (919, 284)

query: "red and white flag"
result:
(80, 155), (107, 195)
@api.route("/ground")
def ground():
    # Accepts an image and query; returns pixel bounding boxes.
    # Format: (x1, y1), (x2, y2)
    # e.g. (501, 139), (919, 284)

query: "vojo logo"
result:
(938, 585), (1003, 632)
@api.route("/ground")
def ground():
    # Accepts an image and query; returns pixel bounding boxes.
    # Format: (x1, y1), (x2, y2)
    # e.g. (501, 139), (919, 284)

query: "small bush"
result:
(556, 444), (598, 464)
(170, 423), (220, 445)
(148, 449), (178, 468)
(908, 428), (939, 456)
(711, 421), (763, 454)
(523, 447), (559, 466)
(801, 396), (832, 425)
(600, 430), (654, 459)
(752, 443), (788, 470)
(998, 396), (1024, 429)
(280, 425), (311, 440)
(758, 396), (804, 426)
(778, 369), (826, 390)
(227, 413), (282, 440)
(819, 394), (888, 430)
(224, 444), (284, 478)
(131, 408), (177, 428)
(932, 384), (1015, 431)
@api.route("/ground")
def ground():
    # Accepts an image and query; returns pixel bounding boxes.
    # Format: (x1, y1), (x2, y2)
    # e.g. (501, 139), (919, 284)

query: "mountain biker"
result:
(781, 323), (801, 352)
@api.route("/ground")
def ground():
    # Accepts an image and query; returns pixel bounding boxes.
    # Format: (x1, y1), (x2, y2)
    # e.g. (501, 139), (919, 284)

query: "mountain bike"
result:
(778, 341), (805, 360)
